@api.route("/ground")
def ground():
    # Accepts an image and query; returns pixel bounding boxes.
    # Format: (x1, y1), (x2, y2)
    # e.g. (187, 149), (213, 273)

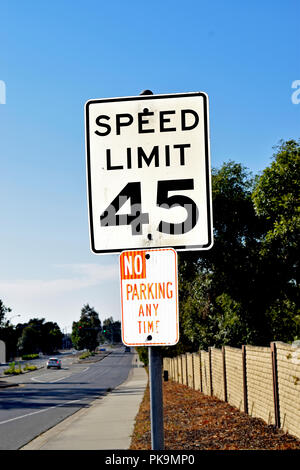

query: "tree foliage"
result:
(252, 139), (300, 291)
(16, 318), (63, 354)
(252, 139), (300, 341)
(102, 316), (121, 343)
(0, 304), (63, 358)
(0, 299), (11, 326)
(160, 141), (300, 359)
(174, 161), (265, 349)
(71, 304), (101, 351)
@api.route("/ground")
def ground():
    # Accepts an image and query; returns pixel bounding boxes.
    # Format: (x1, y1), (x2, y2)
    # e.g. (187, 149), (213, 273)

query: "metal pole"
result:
(148, 347), (164, 450)
(271, 342), (280, 428)
(139, 89), (164, 449)
(242, 345), (248, 414)
(222, 346), (227, 402)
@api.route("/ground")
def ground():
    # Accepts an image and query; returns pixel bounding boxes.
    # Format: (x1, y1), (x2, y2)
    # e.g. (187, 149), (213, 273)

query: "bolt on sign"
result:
(120, 248), (178, 346)
(85, 92), (213, 254)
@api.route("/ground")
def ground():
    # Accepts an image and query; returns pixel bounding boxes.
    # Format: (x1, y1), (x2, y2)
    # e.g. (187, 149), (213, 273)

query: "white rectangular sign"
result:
(120, 248), (178, 346)
(85, 92), (213, 254)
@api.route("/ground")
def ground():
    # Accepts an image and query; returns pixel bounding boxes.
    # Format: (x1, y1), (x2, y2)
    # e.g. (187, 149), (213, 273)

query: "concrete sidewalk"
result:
(21, 354), (148, 450)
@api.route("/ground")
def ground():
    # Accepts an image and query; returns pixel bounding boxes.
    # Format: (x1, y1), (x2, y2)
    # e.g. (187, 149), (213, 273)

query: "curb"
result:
(0, 365), (45, 386)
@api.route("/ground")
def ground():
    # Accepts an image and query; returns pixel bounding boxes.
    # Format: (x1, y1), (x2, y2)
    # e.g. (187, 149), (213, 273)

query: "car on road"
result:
(46, 357), (62, 369)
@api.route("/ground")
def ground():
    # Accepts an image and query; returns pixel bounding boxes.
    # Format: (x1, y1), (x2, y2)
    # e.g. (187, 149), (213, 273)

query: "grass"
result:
(4, 362), (23, 375)
(21, 353), (39, 360)
(23, 363), (38, 372)
(4, 361), (38, 375)
(79, 351), (96, 360)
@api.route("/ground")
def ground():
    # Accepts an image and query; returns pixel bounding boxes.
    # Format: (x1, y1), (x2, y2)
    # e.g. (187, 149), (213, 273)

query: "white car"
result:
(46, 357), (62, 369)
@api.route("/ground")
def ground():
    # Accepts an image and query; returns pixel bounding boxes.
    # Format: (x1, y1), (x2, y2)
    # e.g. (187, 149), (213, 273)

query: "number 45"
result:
(100, 179), (199, 236)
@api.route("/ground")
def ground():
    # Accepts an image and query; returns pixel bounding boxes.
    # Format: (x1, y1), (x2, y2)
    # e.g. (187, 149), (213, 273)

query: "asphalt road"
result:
(0, 347), (133, 450)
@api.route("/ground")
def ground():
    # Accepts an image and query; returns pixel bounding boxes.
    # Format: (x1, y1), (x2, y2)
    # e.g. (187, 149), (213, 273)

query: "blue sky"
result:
(0, 0), (299, 332)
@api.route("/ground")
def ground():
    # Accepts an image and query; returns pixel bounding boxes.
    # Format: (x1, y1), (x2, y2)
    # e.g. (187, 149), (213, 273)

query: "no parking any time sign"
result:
(120, 248), (178, 346)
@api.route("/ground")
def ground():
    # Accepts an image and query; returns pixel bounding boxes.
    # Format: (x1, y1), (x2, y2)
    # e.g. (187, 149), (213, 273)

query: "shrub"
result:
(136, 347), (149, 367)
(21, 354), (39, 360)
(79, 351), (91, 360)
(23, 364), (38, 372)
(4, 362), (23, 375)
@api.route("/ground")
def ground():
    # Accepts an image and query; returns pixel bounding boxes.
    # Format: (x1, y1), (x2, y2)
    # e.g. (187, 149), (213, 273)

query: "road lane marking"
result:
(0, 399), (83, 425)
(31, 375), (70, 383)
(30, 367), (90, 383)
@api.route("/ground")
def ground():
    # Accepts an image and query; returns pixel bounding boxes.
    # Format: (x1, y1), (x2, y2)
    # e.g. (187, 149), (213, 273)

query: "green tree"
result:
(252, 139), (300, 340)
(71, 304), (101, 351)
(101, 317), (121, 343)
(138, 144), (300, 364)
(138, 162), (263, 363)
(42, 321), (63, 353)
(176, 161), (268, 349)
(17, 318), (63, 355)
(0, 299), (11, 326)
(17, 324), (40, 355)
(177, 145), (300, 352)
(252, 139), (299, 282)
(252, 140), (299, 242)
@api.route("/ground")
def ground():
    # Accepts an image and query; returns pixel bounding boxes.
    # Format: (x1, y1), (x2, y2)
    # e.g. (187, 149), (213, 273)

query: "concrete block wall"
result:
(177, 356), (182, 384)
(168, 358), (173, 380)
(224, 346), (244, 411)
(200, 350), (211, 396)
(246, 345), (275, 425)
(174, 356), (178, 383)
(182, 354), (187, 385)
(171, 357), (176, 382)
(193, 352), (201, 391)
(187, 353), (194, 388)
(211, 347), (225, 401)
(164, 357), (171, 380)
(169, 357), (173, 380)
(163, 341), (300, 441)
(276, 342), (300, 440)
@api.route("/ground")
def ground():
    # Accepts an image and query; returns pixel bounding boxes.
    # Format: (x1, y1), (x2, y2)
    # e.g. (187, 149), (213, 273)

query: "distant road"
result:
(0, 349), (77, 376)
(0, 347), (133, 450)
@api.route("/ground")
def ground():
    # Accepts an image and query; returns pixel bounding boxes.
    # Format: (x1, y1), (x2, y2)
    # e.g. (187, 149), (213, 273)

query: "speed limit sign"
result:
(85, 92), (213, 254)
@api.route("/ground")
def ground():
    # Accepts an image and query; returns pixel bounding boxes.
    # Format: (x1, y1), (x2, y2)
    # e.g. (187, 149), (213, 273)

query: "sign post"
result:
(149, 346), (164, 450)
(119, 246), (178, 450)
(84, 88), (212, 451)
(140, 91), (165, 451)
(119, 248), (179, 347)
